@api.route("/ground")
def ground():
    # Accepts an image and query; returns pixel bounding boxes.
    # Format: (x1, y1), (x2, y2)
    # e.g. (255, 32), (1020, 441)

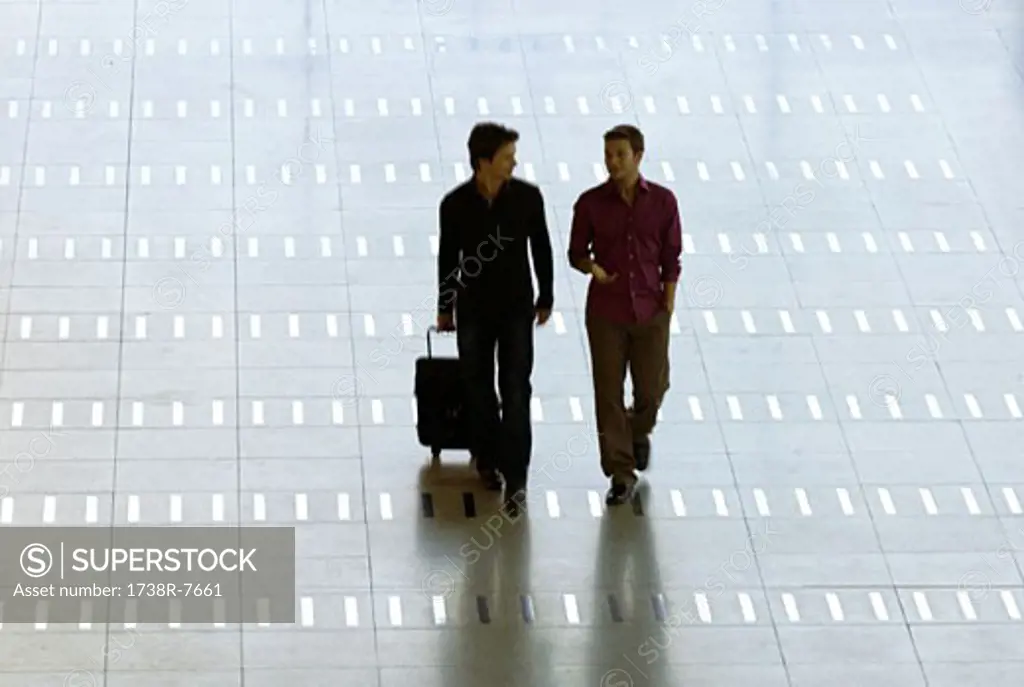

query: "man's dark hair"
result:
(468, 122), (520, 170)
(603, 124), (645, 154)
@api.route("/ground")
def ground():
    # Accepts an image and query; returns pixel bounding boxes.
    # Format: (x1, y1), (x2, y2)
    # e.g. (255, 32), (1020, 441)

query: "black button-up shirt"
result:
(437, 177), (554, 320)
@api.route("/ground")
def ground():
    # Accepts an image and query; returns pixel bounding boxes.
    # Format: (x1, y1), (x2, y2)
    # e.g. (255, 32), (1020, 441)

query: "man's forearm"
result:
(437, 200), (458, 315)
(437, 254), (458, 314)
(662, 281), (677, 301)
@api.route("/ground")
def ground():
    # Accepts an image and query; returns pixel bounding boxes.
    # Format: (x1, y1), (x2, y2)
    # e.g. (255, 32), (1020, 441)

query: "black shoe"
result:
(503, 480), (527, 517)
(478, 468), (504, 491)
(634, 436), (651, 472)
(605, 479), (635, 506)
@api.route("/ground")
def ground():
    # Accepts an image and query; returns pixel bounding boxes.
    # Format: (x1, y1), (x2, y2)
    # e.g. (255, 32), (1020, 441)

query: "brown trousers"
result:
(585, 310), (671, 483)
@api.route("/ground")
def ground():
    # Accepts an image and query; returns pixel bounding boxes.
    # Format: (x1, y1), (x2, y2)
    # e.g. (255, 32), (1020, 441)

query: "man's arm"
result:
(567, 196), (594, 275)
(529, 188), (554, 310)
(660, 193), (683, 305)
(437, 197), (460, 316)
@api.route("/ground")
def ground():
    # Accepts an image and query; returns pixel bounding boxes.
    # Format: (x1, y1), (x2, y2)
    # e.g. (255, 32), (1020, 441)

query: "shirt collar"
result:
(469, 176), (510, 204)
(605, 175), (649, 194)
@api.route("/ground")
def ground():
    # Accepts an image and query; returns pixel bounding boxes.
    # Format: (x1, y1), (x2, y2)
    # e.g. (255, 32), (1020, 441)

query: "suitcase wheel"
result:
(430, 446), (441, 460)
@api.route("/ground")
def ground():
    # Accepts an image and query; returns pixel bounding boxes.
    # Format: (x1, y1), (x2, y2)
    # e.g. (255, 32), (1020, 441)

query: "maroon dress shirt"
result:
(568, 176), (682, 325)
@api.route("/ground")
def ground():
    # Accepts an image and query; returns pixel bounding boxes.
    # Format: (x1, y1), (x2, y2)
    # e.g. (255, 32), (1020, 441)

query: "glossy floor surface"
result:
(2, 0), (1024, 684)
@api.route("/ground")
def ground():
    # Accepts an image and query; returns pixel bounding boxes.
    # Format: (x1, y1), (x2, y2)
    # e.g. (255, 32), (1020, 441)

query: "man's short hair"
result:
(603, 124), (645, 154)
(468, 122), (520, 170)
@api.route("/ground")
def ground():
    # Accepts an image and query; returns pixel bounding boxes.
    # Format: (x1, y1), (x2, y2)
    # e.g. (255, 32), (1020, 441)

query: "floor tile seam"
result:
(0, 160), (977, 186)
(809, 311), (910, 646)
(103, 0), (143, 681)
(4, 250), (1022, 260)
(705, 56), (773, 230)
(695, 53), (812, 680)
(814, 133), (925, 671)
(225, 0), (245, 521)
(896, 4), (1024, 520)
(993, 28), (1024, 86)
(0, 6), (46, 404)
(896, 9), (1022, 301)
(682, 312), (785, 670)
(221, 584), (1024, 591)
(318, 0), (381, 669)
(932, 417), (1015, 575)
(13, 620), (1023, 631)
(219, 8), (253, 687)
(7, 327), (1024, 341)
(802, 38), (956, 656)
(7, 487), (1024, 504)
(7, 395), (1024, 415)
(12, 505), (1019, 517)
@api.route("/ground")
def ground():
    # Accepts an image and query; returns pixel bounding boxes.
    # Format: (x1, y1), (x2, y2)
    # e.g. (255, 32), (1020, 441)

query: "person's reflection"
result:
(416, 462), (551, 686)
(483, 516), (553, 686)
(589, 483), (675, 687)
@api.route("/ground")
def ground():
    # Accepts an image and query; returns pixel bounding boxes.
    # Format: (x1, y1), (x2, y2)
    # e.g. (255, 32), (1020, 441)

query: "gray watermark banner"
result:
(0, 527), (295, 624)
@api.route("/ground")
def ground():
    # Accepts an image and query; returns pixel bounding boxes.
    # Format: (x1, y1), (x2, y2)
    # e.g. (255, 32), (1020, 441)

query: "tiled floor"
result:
(2, 0), (1024, 684)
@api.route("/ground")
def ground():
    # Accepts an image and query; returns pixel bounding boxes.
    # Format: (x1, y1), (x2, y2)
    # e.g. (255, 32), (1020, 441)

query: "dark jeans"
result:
(457, 313), (534, 483)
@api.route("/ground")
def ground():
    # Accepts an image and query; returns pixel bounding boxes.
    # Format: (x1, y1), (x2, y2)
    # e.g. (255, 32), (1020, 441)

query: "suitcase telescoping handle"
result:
(427, 324), (454, 358)
(426, 325), (438, 358)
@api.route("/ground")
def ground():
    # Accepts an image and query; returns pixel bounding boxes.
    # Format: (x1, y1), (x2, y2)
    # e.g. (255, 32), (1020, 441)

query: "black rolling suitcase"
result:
(415, 326), (470, 459)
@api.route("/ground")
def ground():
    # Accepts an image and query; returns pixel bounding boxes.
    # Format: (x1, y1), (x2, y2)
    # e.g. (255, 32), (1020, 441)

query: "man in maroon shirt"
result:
(568, 125), (682, 505)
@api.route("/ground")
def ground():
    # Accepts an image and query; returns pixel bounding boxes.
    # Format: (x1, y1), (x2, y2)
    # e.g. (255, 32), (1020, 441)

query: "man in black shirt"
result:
(435, 122), (554, 514)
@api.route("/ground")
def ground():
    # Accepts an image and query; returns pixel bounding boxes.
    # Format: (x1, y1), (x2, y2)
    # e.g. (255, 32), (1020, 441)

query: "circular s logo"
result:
(21, 543), (53, 578)
(957, 570), (990, 599)
(331, 373), (362, 407)
(63, 82), (96, 115)
(599, 81), (634, 114)
(686, 275), (723, 308)
(64, 669), (99, 687)
(152, 276), (186, 309)
(959, 0), (992, 14)
(601, 668), (635, 687)
(867, 374), (901, 408)
(421, 569), (456, 598)
(421, 0), (455, 15)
